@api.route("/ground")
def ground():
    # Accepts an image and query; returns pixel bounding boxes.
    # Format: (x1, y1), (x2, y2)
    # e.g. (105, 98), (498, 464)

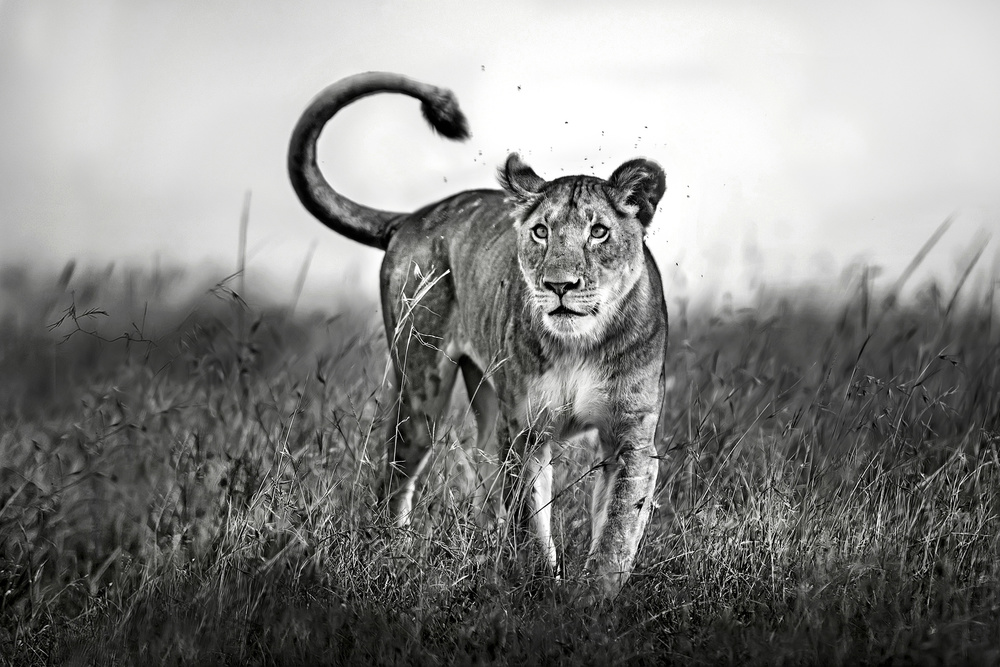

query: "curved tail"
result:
(288, 72), (470, 249)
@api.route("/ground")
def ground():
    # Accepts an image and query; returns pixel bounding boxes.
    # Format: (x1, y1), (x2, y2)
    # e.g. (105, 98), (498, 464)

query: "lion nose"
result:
(543, 279), (583, 297)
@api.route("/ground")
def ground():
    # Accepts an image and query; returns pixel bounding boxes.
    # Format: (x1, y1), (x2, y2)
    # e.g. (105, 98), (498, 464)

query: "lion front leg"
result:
(499, 420), (559, 574)
(587, 413), (659, 597)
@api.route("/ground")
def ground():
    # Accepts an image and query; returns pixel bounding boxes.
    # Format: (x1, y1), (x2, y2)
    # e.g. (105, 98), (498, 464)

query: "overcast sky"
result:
(1, 0), (998, 306)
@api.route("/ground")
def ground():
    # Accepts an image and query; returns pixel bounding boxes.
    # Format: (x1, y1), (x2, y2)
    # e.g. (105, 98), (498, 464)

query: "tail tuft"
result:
(421, 88), (471, 141)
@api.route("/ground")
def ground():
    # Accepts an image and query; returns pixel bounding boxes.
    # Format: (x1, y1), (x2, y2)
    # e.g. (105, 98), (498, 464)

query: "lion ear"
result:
(607, 159), (666, 227)
(497, 153), (545, 201)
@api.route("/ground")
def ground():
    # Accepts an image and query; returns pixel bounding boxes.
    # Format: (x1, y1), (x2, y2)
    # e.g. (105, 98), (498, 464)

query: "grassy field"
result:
(1, 258), (999, 665)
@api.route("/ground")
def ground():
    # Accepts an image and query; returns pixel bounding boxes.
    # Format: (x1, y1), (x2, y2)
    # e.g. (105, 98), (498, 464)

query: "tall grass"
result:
(0, 257), (998, 665)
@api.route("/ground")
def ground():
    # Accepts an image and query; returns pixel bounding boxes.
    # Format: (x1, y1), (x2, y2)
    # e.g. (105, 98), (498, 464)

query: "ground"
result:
(0, 261), (998, 665)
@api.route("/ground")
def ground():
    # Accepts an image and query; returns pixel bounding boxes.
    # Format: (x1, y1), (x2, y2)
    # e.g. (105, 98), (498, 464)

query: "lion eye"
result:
(590, 224), (609, 240)
(531, 224), (549, 241)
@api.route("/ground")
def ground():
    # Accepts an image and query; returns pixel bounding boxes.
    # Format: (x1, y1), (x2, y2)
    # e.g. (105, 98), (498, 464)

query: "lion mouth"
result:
(548, 305), (586, 317)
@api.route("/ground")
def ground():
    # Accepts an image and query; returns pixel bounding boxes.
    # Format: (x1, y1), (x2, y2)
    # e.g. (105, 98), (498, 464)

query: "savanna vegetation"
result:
(1, 239), (998, 665)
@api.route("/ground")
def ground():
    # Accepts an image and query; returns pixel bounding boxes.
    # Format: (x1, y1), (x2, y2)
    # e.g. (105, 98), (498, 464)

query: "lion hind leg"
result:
(458, 356), (498, 451)
(457, 356), (506, 522)
(382, 351), (459, 526)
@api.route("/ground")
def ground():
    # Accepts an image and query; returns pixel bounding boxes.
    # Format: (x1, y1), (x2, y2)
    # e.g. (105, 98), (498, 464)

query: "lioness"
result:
(288, 72), (667, 598)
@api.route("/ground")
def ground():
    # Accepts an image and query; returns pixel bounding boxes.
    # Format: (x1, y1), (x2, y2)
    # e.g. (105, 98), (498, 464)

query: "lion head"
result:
(498, 153), (666, 344)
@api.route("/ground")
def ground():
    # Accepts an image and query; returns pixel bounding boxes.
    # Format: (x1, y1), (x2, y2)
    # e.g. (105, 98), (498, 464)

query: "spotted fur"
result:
(288, 72), (668, 598)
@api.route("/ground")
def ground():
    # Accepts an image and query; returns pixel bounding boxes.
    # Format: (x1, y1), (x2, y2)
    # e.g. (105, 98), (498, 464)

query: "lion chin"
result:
(541, 308), (601, 339)
(530, 293), (603, 339)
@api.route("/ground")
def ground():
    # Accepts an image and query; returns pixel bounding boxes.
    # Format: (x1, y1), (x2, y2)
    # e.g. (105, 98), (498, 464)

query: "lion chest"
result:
(523, 360), (609, 429)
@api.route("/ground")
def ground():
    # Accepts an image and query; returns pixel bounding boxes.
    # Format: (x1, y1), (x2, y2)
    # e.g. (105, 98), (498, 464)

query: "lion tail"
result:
(288, 72), (470, 250)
